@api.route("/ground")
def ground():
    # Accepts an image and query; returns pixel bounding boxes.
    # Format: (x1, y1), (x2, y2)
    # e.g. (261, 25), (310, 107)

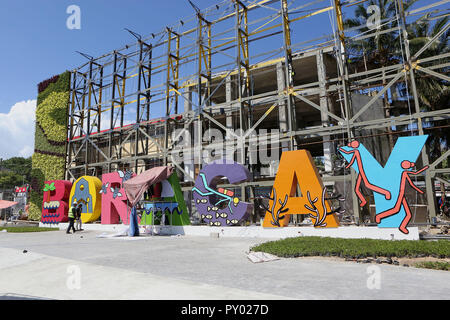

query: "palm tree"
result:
(343, 0), (419, 149)
(344, 0), (414, 67)
(407, 15), (449, 132)
(344, 1), (448, 142)
(344, 1), (449, 214)
(408, 15), (449, 205)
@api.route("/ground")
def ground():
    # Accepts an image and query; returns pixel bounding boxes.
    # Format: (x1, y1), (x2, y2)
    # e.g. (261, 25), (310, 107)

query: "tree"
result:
(344, 1), (448, 154)
(406, 15), (449, 161)
(0, 157), (32, 189)
(407, 15), (450, 207)
(0, 171), (24, 190)
(343, 0), (419, 148)
(344, 0), (413, 68)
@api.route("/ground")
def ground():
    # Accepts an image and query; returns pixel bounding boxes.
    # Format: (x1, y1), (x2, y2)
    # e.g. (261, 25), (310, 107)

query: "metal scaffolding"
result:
(66, 0), (450, 225)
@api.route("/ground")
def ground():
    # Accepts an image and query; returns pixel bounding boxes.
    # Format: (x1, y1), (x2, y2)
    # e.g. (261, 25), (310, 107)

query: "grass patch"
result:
(251, 236), (450, 259)
(0, 226), (59, 233)
(414, 261), (450, 271)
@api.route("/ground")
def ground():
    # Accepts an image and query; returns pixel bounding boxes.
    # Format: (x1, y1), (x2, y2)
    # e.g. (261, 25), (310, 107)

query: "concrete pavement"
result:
(0, 230), (448, 299)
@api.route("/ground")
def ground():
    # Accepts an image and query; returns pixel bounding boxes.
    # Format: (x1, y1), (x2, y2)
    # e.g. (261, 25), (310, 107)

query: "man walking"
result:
(75, 203), (83, 231)
(67, 204), (76, 234)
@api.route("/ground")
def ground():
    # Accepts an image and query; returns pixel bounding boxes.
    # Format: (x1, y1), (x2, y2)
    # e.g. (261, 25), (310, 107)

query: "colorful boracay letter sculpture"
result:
(262, 150), (340, 228)
(100, 171), (136, 224)
(140, 172), (190, 226)
(69, 176), (102, 223)
(41, 180), (72, 224)
(339, 135), (429, 234)
(193, 160), (253, 226)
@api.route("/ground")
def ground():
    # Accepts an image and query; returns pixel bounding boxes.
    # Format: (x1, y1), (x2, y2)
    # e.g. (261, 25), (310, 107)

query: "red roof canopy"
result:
(0, 200), (18, 209)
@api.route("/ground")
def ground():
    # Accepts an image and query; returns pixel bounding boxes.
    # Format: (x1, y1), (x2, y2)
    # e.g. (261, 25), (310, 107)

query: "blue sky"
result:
(0, 0), (338, 112)
(0, 1), (230, 159)
(1, 0), (436, 160)
(0, 0), (338, 160)
(0, 0), (228, 114)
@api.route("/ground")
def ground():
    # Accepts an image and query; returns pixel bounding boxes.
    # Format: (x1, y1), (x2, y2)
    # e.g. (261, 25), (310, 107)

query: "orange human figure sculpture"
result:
(375, 160), (429, 234)
(339, 141), (391, 207)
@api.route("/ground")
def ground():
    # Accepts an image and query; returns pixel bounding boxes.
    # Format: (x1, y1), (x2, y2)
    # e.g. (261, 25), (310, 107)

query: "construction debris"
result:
(247, 252), (280, 263)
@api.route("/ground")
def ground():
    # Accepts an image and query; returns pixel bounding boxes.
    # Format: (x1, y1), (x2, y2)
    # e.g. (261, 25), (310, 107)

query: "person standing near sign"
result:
(75, 203), (83, 231)
(66, 204), (76, 234)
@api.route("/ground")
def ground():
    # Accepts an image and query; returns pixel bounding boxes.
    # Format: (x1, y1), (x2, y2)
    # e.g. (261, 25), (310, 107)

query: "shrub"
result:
(29, 71), (70, 221)
(0, 226), (58, 233)
(414, 261), (450, 271)
(251, 236), (450, 259)
(37, 75), (60, 94)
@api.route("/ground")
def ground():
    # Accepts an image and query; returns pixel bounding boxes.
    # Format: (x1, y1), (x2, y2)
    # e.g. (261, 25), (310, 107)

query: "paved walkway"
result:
(0, 230), (448, 299)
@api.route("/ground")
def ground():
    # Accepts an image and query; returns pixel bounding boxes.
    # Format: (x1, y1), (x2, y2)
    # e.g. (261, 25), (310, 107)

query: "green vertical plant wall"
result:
(28, 71), (70, 221)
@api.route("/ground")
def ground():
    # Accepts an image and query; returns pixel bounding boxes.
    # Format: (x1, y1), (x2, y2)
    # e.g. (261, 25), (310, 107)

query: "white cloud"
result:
(0, 100), (36, 159)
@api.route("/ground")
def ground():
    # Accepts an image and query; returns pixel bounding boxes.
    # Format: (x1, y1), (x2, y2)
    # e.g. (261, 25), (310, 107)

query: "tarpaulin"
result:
(123, 166), (174, 208)
(128, 207), (140, 237)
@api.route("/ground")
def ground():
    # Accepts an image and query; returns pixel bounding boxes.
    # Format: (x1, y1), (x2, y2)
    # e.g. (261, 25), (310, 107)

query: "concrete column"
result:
(276, 62), (289, 152)
(225, 75), (234, 132)
(183, 86), (194, 182)
(183, 88), (192, 113)
(193, 116), (202, 175)
(225, 75), (235, 161)
(317, 51), (333, 174)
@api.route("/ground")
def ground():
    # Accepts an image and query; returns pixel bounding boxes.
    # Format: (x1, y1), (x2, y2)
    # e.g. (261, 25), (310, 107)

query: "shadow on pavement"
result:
(0, 293), (54, 300)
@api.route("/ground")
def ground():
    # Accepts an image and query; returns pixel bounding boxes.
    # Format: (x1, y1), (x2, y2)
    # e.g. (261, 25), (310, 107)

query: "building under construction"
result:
(65, 0), (450, 225)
